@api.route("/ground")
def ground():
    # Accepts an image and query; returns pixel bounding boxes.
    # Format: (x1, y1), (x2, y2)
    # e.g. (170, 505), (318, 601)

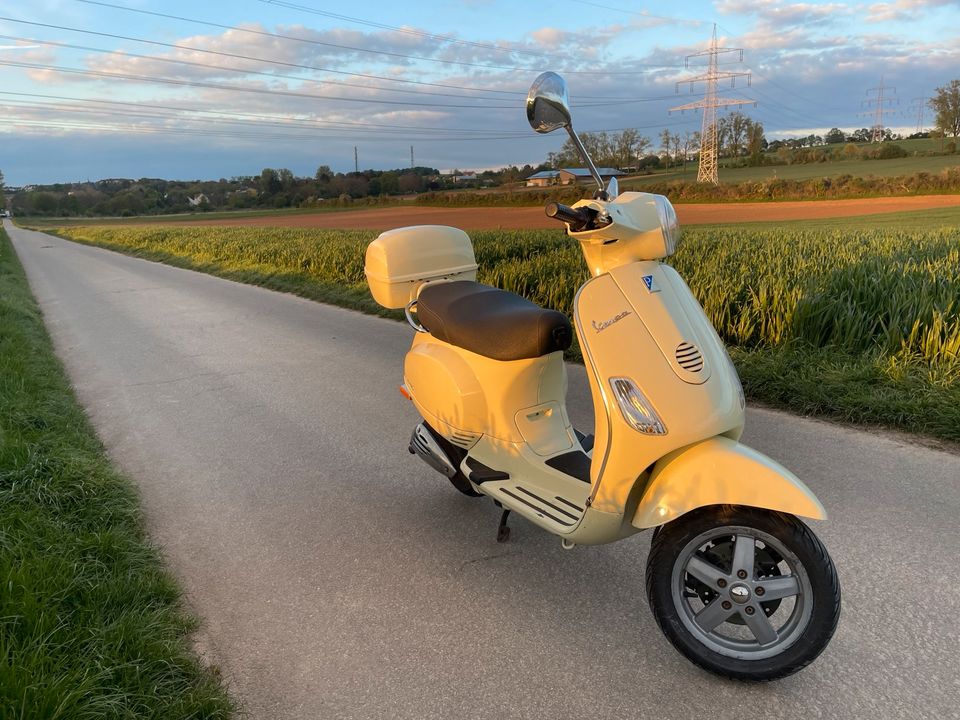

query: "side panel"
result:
(404, 333), (573, 448)
(404, 339), (487, 434)
(575, 265), (744, 515)
(632, 436), (826, 528)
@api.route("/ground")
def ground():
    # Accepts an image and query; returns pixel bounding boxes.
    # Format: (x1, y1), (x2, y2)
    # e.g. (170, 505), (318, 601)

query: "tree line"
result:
(543, 112), (767, 171)
(6, 160), (582, 217)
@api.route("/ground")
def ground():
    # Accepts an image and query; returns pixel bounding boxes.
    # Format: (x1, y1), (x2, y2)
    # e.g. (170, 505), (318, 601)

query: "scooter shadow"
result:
(402, 479), (666, 642)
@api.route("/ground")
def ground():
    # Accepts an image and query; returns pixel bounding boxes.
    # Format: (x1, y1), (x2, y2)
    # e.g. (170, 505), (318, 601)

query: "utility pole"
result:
(354, 146), (359, 173)
(670, 24), (755, 185)
(410, 145), (415, 169)
(863, 78), (897, 142)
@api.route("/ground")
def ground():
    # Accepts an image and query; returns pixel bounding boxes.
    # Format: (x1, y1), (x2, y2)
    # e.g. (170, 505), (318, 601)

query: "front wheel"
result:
(645, 505), (840, 681)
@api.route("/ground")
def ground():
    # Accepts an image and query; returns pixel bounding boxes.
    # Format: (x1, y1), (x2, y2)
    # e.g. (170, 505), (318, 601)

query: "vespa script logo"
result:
(592, 310), (631, 333)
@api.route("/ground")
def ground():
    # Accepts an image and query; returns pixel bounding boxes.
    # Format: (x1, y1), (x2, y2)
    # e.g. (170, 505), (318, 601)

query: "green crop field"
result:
(45, 211), (960, 443)
(697, 205), (960, 232)
(18, 199), (401, 229)
(622, 152), (960, 187)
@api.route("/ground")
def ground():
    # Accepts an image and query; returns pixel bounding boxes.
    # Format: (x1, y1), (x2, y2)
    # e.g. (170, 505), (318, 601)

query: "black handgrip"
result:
(545, 202), (592, 231)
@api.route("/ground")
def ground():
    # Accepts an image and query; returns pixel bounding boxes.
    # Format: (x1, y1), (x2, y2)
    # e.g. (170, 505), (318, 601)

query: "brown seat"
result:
(416, 281), (572, 361)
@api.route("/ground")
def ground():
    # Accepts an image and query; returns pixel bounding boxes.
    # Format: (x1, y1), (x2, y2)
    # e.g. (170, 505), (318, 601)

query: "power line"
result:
(72, 0), (681, 74)
(0, 91), (697, 144)
(0, 31), (514, 103)
(0, 59), (520, 109)
(0, 21), (674, 104)
(0, 26), (697, 112)
(566, 0), (705, 26)
(0, 16), (520, 98)
(0, 97), (525, 138)
(2, 115), (543, 144)
(258, 0), (561, 60)
(0, 54), (687, 115)
(5, 112), (697, 146)
(748, 71), (848, 114)
(0, 91), (526, 134)
(0, 90), (695, 135)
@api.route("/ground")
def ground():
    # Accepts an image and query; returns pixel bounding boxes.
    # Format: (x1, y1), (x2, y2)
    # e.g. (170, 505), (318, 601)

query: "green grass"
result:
(42, 215), (960, 444)
(624, 154), (958, 186)
(697, 205), (960, 232)
(0, 227), (235, 718)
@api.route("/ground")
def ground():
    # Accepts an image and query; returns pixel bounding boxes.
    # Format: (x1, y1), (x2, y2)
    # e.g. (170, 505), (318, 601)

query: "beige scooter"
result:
(364, 72), (840, 680)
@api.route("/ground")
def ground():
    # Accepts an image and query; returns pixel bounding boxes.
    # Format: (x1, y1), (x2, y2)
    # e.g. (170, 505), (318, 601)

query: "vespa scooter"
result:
(363, 72), (840, 680)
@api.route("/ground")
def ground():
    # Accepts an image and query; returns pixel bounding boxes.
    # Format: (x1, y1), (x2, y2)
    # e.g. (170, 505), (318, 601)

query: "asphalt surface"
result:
(9, 219), (960, 719)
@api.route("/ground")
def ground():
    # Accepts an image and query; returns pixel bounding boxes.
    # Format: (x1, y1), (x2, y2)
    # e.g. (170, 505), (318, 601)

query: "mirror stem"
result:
(565, 126), (606, 197)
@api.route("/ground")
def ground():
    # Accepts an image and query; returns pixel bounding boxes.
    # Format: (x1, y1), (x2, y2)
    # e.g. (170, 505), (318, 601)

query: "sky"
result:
(1, 0), (958, 184)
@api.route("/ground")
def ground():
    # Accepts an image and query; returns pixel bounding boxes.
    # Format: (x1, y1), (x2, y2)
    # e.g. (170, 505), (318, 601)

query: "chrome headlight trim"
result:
(653, 194), (681, 255)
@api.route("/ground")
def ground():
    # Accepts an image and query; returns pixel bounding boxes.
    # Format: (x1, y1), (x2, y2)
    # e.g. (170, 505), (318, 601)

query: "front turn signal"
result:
(609, 377), (667, 435)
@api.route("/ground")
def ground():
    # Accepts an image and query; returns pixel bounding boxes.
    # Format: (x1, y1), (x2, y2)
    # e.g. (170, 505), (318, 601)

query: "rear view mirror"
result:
(526, 71), (611, 198)
(526, 72), (572, 134)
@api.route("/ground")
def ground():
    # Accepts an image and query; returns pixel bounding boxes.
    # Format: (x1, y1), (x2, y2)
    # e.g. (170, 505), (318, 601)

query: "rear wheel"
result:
(646, 505), (840, 681)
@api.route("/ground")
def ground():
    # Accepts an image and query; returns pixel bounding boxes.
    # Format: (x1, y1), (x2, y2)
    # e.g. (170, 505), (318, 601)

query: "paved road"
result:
(9, 219), (960, 719)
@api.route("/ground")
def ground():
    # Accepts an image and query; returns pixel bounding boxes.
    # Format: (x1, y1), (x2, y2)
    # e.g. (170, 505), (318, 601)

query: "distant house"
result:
(557, 168), (623, 185)
(525, 170), (560, 187)
(451, 173), (478, 184)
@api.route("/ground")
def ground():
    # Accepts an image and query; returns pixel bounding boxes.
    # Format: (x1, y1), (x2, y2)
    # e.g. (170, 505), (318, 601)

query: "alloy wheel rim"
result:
(670, 525), (814, 660)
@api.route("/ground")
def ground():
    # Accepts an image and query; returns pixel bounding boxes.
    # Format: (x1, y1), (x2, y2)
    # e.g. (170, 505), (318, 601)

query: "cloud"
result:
(82, 23), (446, 82)
(0, 40), (57, 65)
(863, 0), (956, 22)
(529, 27), (566, 47)
(715, 0), (850, 25)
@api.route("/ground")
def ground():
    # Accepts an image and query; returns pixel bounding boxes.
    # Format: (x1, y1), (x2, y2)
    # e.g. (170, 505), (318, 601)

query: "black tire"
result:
(645, 505), (840, 681)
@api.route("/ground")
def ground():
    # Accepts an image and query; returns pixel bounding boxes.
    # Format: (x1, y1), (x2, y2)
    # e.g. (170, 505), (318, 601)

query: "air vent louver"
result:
(675, 342), (704, 372)
(449, 430), (481, 448)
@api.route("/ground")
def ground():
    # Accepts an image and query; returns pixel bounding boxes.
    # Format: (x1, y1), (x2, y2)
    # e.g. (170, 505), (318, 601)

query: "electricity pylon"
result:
(863, 78), (897, 142)
(909, 97), (928, 134)
(670, 24), (755, 185)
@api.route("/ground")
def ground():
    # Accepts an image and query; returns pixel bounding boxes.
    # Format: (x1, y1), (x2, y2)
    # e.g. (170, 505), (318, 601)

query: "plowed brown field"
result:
(178, 194), (960, 231)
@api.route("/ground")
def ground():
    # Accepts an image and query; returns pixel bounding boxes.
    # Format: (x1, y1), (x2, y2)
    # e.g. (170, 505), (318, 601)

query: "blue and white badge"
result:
(642, 274), (660, 293)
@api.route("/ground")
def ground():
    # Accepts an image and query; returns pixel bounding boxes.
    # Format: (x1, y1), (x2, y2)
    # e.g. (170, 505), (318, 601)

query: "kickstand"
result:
(496, 508), (511, 543)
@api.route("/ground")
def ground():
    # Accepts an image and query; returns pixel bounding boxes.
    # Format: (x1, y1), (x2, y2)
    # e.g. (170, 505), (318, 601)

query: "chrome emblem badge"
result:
(592, 310), (631, 333)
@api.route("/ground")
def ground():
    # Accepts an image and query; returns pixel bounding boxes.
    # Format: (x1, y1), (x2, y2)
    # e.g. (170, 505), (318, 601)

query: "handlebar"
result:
(545, 202), (593, 232)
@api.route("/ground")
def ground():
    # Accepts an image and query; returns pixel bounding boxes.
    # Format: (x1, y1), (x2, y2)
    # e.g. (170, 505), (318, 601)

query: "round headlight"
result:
(653, 194), (681, 255)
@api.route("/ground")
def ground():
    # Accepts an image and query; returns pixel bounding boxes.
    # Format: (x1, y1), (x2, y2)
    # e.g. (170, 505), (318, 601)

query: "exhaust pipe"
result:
(408, 423), (457, 478)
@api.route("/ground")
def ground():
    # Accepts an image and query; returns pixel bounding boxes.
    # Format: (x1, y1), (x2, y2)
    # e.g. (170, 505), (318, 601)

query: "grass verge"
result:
(36, 217), (960, 445)
(0, 226), (235, 718)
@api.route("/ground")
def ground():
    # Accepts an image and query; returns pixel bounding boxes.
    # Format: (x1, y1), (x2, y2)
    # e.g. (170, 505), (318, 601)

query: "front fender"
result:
(631, 436), (825, 528)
